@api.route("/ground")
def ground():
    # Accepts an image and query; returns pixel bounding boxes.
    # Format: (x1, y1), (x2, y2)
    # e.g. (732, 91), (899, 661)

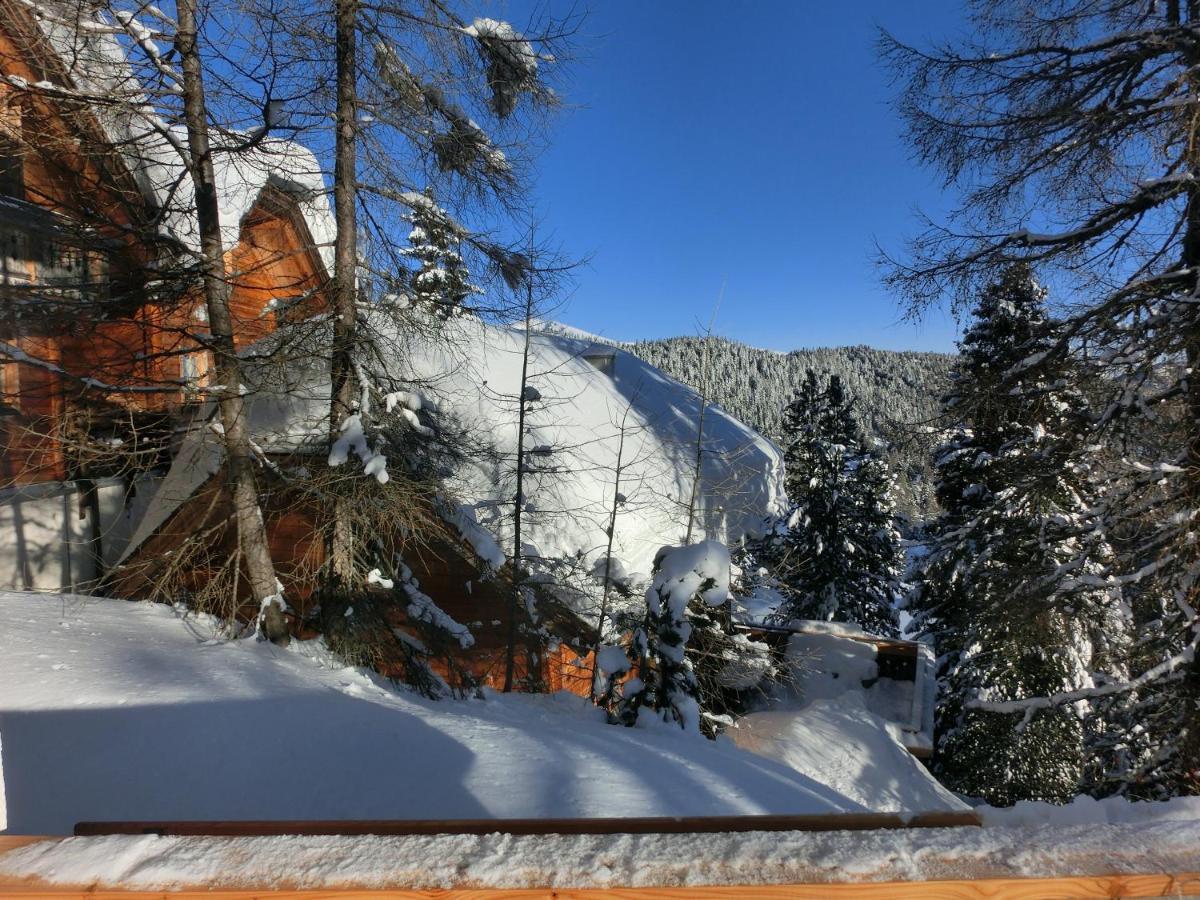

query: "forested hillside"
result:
(626, 337), (955, 520)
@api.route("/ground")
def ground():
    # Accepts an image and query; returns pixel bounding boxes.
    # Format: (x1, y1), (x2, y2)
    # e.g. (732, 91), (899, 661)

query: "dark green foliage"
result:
(881, 0), (1200, 798)
(936, 622), (1087, 806)
(913, 265), (1120, 804)
(628, 338), (952, 523)
(760, 371), (903, 637)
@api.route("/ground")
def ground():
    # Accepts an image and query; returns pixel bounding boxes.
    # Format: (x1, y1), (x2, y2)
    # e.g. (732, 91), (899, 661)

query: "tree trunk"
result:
(685, 285), (723, 544)
(591, 406), (630, 699)
(329, 0), (359, 586)
(503, 281), (534, 693)
(176, 0), (287, 643)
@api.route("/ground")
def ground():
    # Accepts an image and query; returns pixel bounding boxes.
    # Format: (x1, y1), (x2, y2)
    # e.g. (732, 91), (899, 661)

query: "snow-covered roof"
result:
(222, 314), (785, 579)
(118, 312), (787, 602)
(20, 0), (335, 271)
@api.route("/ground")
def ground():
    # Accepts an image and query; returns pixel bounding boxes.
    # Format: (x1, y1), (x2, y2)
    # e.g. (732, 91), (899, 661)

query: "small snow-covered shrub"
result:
(609, 541), (773, 735)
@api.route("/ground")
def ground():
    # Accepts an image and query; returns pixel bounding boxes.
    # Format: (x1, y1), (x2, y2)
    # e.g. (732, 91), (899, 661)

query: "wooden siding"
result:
(0, 7), (330, 484)
(108, 469), (596, 696)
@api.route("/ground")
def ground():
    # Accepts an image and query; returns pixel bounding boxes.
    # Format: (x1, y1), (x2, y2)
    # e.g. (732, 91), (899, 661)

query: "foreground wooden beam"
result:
(4, 831), (1197, 898)
(71, 811), (982, 836)
(1, 872), (1199, 898)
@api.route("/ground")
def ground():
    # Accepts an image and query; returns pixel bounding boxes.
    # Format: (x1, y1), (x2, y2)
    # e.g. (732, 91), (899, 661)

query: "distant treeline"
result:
(626, 336), (955, 521)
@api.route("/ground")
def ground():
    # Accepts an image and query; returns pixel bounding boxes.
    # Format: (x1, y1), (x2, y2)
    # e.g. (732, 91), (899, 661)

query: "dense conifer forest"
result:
(627, 336), (954, 521)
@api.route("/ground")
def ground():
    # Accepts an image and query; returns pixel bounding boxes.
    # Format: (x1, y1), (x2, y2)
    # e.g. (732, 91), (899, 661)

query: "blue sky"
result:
(514, 1), (968, 352)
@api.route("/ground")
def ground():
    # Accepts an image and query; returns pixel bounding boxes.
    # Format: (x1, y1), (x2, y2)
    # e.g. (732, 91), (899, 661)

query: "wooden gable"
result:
(0, 4), (331, 484)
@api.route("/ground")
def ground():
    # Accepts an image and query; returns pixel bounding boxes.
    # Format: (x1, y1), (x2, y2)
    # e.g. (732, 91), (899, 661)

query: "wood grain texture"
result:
(0, 873), (1199, 898)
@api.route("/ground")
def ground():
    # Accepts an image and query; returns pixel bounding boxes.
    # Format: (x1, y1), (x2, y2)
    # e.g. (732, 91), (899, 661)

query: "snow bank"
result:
(978, 793), (1200, 827)
(4, 822), (1199, 890)
(0, 592), (961, 835)
(729, 632), (956, 814)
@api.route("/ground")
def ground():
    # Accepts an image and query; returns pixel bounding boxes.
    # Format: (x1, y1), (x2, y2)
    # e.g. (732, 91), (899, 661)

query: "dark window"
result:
(0, 101), (23, 200)
(0, 139), (21, 199)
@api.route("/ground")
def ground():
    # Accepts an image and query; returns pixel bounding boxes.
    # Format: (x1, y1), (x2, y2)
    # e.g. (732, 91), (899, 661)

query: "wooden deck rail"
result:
(71, 811), (982, 836)
(3, 836), (1199, 898)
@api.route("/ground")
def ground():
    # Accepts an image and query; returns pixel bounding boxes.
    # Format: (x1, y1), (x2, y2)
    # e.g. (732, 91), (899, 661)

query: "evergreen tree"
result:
(882, 0), (1200, 796)
(912, 265), (1121, 805)
(615, 541), (742, 733)
(767, 370), (903, 636)
(397, 190), (482, 318)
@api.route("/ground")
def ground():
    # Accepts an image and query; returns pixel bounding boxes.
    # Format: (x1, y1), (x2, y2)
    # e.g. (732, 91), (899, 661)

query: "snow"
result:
(122, 314), (787, 609)
(328, 413), (389, 484)
(595, 644), (630, 677)
(729, 633), (956, 815)
(977, 793), (1200, 827)
(4, 822), (1200, 891)
(649, 540), (732, 616)
(0, 592), (966, 835)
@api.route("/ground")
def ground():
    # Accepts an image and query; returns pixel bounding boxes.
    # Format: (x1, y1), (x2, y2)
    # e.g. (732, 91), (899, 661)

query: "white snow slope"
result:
(729, 634), (956, 814)
(135, 314), (787, 586)
(0, 592), (965, 835)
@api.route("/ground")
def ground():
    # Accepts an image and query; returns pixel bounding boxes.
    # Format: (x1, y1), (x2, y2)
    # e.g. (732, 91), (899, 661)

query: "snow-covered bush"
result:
(610, 541), (771, 735)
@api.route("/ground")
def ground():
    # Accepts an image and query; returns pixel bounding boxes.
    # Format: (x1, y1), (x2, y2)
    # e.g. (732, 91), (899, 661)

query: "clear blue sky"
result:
(513, 1), (968, 352)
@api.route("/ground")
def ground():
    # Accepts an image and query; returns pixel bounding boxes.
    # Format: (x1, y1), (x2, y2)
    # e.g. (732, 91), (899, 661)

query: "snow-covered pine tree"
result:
(766, 370), (902, 636)
(882, 0), (1200, 796)
(911, 264), (1121, 805)
(397, 189), (482, 318)
(615, 541), (739, 733)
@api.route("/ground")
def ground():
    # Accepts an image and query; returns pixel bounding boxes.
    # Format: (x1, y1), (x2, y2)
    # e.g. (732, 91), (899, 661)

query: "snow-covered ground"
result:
(729, 632), (948, 811)
(3, 593), (1198, 890)
(0, 592), (965, 835)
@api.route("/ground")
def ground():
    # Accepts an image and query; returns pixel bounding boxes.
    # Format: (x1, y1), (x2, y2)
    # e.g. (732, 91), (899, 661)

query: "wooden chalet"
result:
(0, 0), (332, 592)
(0, 1), (597, 694)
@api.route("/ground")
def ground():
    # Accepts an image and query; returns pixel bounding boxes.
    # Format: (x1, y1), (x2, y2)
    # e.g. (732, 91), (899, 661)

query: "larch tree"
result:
(882, 0), (1200, 794)
(175, 0), (289, 643)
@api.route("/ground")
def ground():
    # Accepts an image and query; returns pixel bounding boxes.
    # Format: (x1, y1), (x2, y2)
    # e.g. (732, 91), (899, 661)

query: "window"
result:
(583, 351), (616, 376)
(0, 94), (23, 200)
(0, 221), (29, 285)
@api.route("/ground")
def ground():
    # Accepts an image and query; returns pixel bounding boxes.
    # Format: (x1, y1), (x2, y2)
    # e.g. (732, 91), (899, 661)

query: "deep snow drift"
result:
(122, 315), (787, 590)
(0, 592), (965, 835)
(729, 632), (952, 813)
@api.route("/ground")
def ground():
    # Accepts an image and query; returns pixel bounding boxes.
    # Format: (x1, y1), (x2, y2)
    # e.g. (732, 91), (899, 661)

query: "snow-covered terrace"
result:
(1, 827), (1198, 896)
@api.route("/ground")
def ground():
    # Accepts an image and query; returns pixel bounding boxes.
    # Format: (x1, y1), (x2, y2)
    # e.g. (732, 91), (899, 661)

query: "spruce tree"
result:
(912, 265), (1121, 805)
(398, 190), (482, 318)
(882, 0), (1200, 796)
(769, 370), (903, 636)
